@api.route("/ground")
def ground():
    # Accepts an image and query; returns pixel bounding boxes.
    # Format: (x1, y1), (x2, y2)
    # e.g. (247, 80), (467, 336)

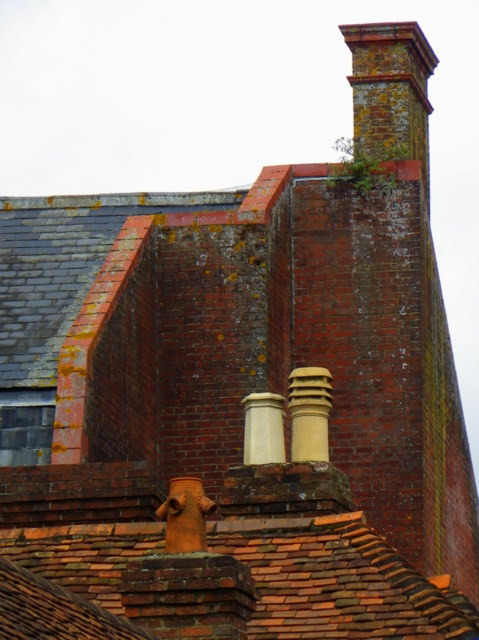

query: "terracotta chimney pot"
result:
(156, 477), (217, 553)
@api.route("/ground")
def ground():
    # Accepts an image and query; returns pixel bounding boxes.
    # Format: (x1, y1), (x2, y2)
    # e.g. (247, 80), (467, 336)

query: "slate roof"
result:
(1, 513), (478, 639)
(0, 553), (156, 640)
(0, 192), (243, 387)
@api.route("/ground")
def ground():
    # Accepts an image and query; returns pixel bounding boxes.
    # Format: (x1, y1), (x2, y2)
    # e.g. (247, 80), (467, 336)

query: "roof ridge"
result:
(0, 191), (245, 210)
(0, 521), (165, 541)
(213, 510), (366, 535)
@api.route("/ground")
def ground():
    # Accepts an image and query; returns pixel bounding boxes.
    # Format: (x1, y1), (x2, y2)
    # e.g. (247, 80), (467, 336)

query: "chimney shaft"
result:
(340, 22), (439, 188)
(143, 477), (256, 638)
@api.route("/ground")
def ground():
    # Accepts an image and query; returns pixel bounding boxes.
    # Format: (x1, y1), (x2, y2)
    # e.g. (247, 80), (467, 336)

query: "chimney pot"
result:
(288, 367), (333, 462)
(242, 392), (286, 465)
(156, 477), (216, 553)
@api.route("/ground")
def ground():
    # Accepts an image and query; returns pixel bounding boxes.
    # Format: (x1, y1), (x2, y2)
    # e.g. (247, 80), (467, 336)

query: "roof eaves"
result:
(0, 554), (158, 640)
(340, 519), (479, 639)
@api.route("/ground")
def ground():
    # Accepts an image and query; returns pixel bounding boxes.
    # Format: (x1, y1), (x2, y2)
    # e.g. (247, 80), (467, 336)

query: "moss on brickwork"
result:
(422, 214), (479, 604)
(354, 83), (411, 154)
(349, 37), (432, 190)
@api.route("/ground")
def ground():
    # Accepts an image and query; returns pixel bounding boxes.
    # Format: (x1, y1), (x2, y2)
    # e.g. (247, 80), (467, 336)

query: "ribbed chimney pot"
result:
(289, 367), (333, 462)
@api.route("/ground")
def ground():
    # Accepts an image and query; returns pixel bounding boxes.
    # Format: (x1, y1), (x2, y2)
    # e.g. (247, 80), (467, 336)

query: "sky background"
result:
(1, 0), (478, 483)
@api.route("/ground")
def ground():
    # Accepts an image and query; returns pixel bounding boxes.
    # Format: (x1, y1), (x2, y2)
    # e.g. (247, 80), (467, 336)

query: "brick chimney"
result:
(340, 22), (439, 189)
(221, 368), (355, 519)
(121, 554), (256, 640)
(122, 477), (256, 639)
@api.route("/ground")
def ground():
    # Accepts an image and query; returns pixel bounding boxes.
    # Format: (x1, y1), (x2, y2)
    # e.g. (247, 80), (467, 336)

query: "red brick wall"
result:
(155, 220), (272, 496)
(265, 188), (293, 445)
(292, 175), (426, 569)
(152, 191), (293, 497)
(86, 239), (157, 469)
(291, 171), (479, 604)
(81, 198), (293, 499)
(0, 461), (161, 527)
(57, 162), (478, 602)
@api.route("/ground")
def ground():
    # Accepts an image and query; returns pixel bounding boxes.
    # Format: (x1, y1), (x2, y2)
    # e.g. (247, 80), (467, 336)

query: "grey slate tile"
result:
(0, 428), (27, 449)
(0, 193), (242, 387)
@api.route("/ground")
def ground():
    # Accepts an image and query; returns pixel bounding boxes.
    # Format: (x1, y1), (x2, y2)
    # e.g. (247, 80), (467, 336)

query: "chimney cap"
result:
(241, 392), (285, 405)
(339, 22), (439, 77)
(289, 367), (332, 380)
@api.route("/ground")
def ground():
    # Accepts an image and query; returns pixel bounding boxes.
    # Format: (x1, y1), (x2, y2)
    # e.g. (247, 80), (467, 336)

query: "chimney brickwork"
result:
(340, 22), (438, 191)
(221, 462), (355, 519)
(121, 554), (256, 640)
(122, 476), (256, 638)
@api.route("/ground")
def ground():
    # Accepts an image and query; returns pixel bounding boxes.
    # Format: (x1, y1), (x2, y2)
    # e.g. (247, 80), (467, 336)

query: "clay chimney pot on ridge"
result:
(156, 477), (217, 553)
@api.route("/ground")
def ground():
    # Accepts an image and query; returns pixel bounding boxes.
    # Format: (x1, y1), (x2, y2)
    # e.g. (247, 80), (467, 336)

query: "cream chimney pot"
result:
(242, 392), (286, 464)
(289, 367), (333, 462)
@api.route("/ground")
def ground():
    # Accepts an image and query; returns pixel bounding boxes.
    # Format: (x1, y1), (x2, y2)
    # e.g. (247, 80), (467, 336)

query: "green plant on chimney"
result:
(330, 137), (408, 195)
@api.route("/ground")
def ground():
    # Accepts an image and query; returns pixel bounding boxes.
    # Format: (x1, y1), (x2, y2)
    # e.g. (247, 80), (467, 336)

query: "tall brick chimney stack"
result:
(340, 22), (439, 190)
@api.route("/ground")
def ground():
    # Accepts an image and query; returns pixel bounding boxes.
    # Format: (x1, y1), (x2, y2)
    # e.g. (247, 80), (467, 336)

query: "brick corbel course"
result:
(53, 216), (155, 464)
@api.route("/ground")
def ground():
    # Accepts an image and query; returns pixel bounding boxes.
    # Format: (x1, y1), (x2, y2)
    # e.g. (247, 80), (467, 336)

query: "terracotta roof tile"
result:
(0, 554), (156, 639)
(0, 513), (477, 639)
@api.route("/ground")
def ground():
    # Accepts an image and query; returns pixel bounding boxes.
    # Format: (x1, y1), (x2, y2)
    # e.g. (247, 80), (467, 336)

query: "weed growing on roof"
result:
(329, 137), (408, 195)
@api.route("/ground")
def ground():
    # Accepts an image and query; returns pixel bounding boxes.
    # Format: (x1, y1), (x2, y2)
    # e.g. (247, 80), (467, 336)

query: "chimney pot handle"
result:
(198, 495), (218, 515)
(167, 490), (187, 515)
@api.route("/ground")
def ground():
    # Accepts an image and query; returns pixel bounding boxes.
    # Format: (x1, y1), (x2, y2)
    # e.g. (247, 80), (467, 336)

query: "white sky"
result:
(1, 0), (478, 486)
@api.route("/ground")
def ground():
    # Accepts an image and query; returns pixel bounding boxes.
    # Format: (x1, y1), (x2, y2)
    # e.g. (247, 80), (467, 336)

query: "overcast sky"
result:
(1, 0), (478, 484)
